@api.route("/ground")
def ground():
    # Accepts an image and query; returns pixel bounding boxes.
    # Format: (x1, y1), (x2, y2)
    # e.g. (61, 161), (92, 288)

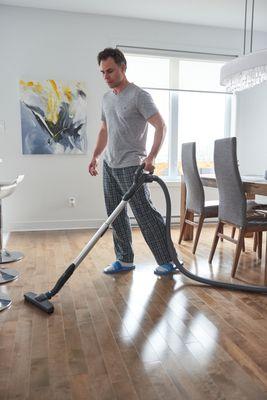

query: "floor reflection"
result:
(118, 261), (220, 367)
(119, 267), (158, 340)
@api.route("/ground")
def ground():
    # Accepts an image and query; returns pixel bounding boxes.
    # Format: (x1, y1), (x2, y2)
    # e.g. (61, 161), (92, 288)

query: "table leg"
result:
(246, 193), (255, 238)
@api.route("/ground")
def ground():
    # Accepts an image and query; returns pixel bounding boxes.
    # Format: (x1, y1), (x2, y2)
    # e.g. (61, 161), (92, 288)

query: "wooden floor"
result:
(1, 225), (267, 400)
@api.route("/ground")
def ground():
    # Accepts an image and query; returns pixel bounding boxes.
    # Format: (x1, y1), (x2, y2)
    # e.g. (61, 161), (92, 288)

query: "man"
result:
(88, 47), (180, 276)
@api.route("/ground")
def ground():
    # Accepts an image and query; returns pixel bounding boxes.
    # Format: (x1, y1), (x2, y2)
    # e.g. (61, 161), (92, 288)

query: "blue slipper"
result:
(103, 261), (135, 275)
(154, 262), (177, 276)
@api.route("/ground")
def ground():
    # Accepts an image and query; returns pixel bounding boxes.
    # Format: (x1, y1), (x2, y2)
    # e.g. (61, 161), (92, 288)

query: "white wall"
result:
(0, 5), (260, 231)
(236, 81), (267, 176)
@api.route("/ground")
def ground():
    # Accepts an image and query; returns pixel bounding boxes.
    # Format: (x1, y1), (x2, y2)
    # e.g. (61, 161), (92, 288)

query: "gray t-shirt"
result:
(101, 83), (158, 168)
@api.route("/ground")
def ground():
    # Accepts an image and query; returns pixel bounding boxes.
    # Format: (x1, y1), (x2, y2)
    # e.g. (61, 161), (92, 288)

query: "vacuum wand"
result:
(24, 201), (129, 313)
(24, 164), (148, 314)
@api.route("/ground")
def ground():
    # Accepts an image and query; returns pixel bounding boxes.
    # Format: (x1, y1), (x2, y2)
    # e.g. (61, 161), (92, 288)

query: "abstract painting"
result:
(20, 79), (87, 154)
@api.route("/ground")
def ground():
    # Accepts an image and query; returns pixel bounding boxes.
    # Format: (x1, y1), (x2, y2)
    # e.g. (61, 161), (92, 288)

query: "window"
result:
(124, 51), (234, 179)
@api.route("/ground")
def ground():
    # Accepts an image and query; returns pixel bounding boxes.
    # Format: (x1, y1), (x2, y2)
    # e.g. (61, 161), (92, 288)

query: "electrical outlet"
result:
(68, 196), (76, 207)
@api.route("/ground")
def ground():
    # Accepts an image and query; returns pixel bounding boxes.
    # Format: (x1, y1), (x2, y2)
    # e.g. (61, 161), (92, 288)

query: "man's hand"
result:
(88, 122), (107, 176)
(143, 156), (155, 173)
(88, 157), (99, 176)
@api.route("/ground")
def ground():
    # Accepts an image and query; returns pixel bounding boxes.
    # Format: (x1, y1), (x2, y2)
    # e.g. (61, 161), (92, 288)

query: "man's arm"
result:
(88, 121), (108, 176)
(144, 112), (166, 172)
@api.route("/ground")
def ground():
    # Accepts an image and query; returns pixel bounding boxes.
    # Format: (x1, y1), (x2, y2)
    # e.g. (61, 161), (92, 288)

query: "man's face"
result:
(100, 57), (126, 88)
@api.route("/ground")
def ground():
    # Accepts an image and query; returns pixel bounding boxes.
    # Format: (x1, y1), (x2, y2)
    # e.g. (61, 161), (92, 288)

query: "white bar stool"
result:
(0, 175), (24, 283)
(0, 291), (12, 311)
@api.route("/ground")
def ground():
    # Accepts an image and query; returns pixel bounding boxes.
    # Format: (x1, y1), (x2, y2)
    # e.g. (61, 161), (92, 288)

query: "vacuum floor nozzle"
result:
(24, 292), (54, 314)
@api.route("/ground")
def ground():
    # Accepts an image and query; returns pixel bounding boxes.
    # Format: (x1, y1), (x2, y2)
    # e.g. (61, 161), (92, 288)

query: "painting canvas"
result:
(20, 79), (87, 154)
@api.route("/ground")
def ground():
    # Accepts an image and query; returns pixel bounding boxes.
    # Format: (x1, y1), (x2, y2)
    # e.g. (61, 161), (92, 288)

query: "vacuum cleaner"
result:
(24, 164), (267, 314)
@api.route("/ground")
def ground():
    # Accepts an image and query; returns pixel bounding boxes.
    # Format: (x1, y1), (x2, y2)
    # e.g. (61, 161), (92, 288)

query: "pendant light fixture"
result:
(220, 0), (267, 92)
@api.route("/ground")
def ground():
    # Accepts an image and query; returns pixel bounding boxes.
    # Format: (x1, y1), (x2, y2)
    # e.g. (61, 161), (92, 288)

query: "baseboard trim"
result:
(8, 219), (106, 232)
(7, 216), (217, 232)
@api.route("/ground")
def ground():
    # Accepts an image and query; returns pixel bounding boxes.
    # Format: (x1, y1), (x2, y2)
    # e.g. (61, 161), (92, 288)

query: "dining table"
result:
(180, 174), (267, 241)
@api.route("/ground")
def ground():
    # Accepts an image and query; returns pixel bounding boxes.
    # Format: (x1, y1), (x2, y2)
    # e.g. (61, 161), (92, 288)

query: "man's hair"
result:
(97, 48), (127, 68)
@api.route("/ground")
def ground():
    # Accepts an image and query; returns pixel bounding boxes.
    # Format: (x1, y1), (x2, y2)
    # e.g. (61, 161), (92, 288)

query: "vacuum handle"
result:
(133, 163), (146, 183)
(123, 163), (148, 201)
(133, 162), (154, 183)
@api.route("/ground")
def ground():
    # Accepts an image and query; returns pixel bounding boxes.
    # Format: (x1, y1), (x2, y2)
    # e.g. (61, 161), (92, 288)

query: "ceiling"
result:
(1, 0), (267, 32)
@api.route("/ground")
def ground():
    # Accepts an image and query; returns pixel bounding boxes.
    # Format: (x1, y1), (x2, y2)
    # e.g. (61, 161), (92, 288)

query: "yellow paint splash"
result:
(45, 80), (63, 124)
(20, 80), (43, 94)
(49, 80), (61, 99)
(63, 86), (72, 102)
(47, 93), (60, 124)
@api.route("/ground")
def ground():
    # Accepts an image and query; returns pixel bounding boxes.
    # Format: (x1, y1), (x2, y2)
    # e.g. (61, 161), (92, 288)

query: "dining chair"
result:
(179, 142), (219, 254)
(209, 137), (267, 278)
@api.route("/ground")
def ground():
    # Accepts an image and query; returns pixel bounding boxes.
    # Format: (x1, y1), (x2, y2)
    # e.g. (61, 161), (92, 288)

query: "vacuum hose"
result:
(152, 174), (267, 293)
(24, 164), (267, 315)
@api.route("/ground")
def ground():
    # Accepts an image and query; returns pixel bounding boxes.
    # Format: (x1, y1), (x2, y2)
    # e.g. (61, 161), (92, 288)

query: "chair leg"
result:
(253, 232), (258, 252)
(242, 238), (245, 252)
(231, 227), (236, 239)
(220, 224), (224, 242)
(209, 221), (223, 263)
(192, 214), (205, 254)
(258, 231), (262, 260)
(231, 228), (246, 277)
(178, 210), (189, 244)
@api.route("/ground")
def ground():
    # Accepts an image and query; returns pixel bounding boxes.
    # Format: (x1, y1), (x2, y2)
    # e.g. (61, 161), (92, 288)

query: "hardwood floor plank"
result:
(112, 379), (139, 400)
(70, 373), (97, 400)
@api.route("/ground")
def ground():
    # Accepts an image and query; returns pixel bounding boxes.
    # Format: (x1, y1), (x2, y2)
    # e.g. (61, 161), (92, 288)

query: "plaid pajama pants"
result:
(103, 160), (173, 265)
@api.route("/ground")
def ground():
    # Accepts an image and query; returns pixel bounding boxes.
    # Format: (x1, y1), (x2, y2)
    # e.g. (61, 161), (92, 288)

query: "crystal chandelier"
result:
(220, 0), (267, 92)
